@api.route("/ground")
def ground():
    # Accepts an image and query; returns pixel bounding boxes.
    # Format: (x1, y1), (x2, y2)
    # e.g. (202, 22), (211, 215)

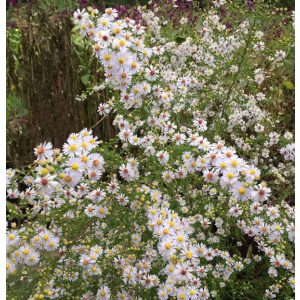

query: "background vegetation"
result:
(6, 0), (294, 168)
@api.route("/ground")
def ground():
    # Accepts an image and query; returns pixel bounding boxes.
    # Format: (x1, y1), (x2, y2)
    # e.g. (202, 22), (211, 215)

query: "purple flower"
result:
(78, 0), (87, 6)
(246, 0), (255, 11)
(7, 0), (18, 5)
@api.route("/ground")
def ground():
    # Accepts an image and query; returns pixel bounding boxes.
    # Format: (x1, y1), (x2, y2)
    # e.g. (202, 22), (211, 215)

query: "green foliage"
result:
(6, 93), (27, 120)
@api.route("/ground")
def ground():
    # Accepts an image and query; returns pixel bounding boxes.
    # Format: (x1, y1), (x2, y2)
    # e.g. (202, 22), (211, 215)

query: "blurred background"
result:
(6, 0), (295, 168)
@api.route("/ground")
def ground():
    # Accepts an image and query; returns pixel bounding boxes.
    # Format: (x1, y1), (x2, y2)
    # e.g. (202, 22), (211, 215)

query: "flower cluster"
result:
(7, 2), (294, 299)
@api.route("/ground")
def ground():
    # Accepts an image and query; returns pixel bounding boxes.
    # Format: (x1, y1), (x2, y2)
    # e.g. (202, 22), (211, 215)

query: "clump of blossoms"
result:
(7, 2), (294, 300)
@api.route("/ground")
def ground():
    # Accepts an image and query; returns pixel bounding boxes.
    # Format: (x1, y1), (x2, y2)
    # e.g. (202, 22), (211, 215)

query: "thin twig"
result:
(218, 21), (255, 119)
(89, 109), (115, 130)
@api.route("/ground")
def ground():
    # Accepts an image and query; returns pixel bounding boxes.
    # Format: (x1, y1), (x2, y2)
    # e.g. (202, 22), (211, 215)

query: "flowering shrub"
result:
(6, 1), (294, 299)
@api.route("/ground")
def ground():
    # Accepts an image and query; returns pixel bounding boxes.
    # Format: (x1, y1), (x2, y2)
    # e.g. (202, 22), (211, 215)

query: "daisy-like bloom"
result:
(215, 158), (228, 172)
(286, 223), (295, 241)
(6, 258), (16, 275)
(7, 188), (20, 199)
(204, 247), (217, 261)
(128, 135), (141, 146)
(19, 244), (33, 261)
(73, 9), (88, 25)
(88, 188), (106, 202)
(254, 68), (264, 85)
(97, 17), (111, 30)
(188, 286), (200, 300)
(96, 286), (111, 300)
(253, 41), (265, 51)
(228, 205), (243, 217)
(141, 274), (158, 288)
(271, 223), (284, 236)
(116, 193), (129, 206)
(174, 262), (194, 282)
(145, 66), (159, 81)
(186, 158), (201, 173)
(34, 142), (53, 161)
(6, 230), (20, 248)
(266, 206), (280, 220)
(156, 151), (170, 166)
(24, 250), (40, 266)
(65, 157), (85, 174)
(77, 183), (89, 197)
(180, 245), (199, 261)
(91, 245), (103, 257)
(87, 169), (102, 182)
(44, 236), (60, 251)
(118, 128), (133, 142)
(226, 156), (243, 172)
(244, 225), (259, 237)
(95, 206), (108, 218)
(173, 132), (186, 145)
(181, 151), (193, 163)
(35, 175), (59, 194)
(220, 170), (238, 188)
(176, 287), (189, 300)
(11, 249), (22, 264)
(231, 182), (252, 201)
(6, 168), (16, 186)
(175, 166), (188, 179)
(60, 170), (82, 187)
(87, 153), (105, 172)
(250, 201), (263, 214)
(119, 163), (135, 181)
(203, 170), (218, 183)
(288, 276), (295, 289)
(98, 103), (111, 116)
(246, 165), (261, 180)
(85, 204), (96, 218)
(258, 222), (270, 235)
(162, 170), (175, 183)
(199, 287), (210, 300)
(117, 290), (132, 300)
(63, 140), (81, 157)
(251, 184), (271, 202)
(158, 239), (176, 259)
(122, 265), (137, 284)
(107, 179), (120, 194)
(22, 187), (37, 201)
(193, 116), (207, 131)
(103, 7), (118, 20)
(270, 254), (285, 268)
(79, 254), (95, 268)
(268, 266), (278, 278)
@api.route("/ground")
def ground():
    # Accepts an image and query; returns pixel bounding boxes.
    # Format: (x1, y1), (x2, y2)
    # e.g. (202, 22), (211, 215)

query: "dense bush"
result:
(6, 1), (294, 299)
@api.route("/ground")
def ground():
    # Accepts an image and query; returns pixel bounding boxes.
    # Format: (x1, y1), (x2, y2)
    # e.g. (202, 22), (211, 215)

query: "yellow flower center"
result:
(231, 160), (238, 167)
(23, 249), (30, 256)
(177, 236), (184, 242)
(238, 187), (246, 195)
(119, 40), (126, 47)
(8, 234), (15, 241)
(104, 54), (111, 61)
(165, 243), (172, 250)
(249, 169), (256, 175)
(69, 144), (77, 151)
(227, 173), (234, 180)
(71, 163), (79, 171)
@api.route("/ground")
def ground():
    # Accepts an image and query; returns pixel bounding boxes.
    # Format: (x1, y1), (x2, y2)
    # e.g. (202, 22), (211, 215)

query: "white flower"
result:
(156, 151), (170, 165)
(34, 142), (53, 161)
(96, 286), (111, 300)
